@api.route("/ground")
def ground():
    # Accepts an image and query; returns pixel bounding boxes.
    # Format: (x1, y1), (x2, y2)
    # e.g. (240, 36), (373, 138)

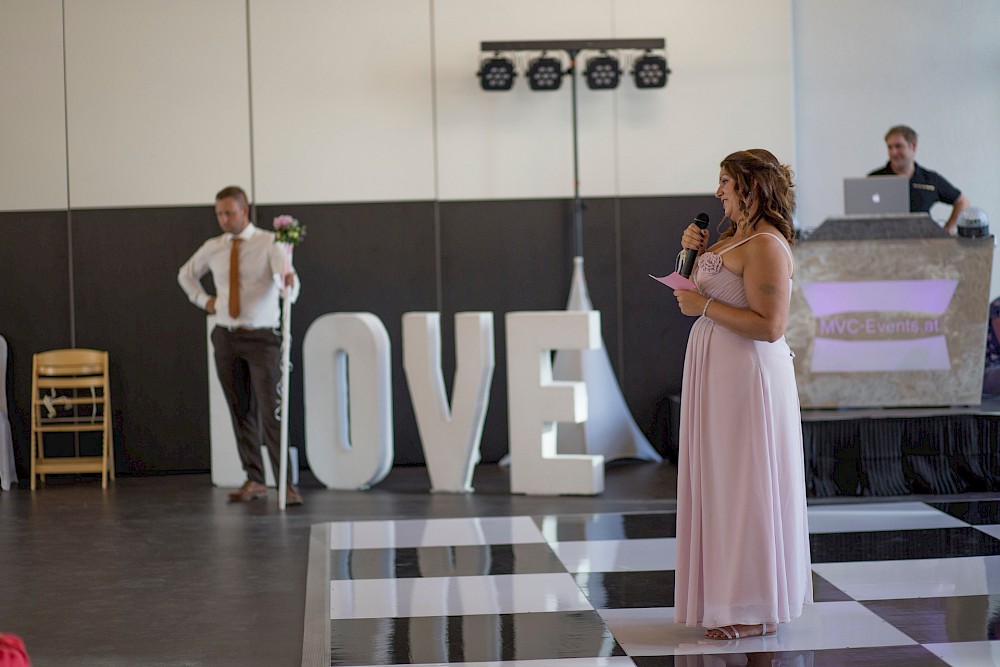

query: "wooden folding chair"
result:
(30, 349), (115, 489)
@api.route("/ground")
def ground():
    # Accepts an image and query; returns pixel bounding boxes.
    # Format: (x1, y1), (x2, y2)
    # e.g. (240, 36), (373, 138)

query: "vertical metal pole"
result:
(278, 246), (293, 510)
(278, 289), (291, 510)
(569, 49), (583, 259)
(61, 0), (76, 347)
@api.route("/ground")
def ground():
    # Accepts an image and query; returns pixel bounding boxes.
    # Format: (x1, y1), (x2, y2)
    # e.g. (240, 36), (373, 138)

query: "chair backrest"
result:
(34, 349), (108, 385)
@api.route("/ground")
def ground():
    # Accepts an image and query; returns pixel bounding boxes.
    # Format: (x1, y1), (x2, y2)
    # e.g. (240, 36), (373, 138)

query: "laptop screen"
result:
(843, 175), (910, 215)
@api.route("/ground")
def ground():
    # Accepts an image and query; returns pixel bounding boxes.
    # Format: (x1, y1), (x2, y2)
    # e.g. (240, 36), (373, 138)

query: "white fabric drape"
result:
(0, 335), (18, 490)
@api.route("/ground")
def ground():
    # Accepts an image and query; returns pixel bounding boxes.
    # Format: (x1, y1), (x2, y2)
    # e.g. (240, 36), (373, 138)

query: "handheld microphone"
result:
(677, 213), (711, 279)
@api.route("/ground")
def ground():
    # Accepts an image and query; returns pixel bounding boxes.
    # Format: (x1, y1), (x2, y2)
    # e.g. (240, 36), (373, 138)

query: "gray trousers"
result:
(211, 326), (289, 485)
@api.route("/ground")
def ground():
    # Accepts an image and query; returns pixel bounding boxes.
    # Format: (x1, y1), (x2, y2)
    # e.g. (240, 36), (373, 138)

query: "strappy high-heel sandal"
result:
(706, 623), (777, 640)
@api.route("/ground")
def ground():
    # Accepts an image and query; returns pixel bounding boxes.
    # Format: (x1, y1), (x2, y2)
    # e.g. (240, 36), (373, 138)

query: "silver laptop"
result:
(843, 175), (910, 215)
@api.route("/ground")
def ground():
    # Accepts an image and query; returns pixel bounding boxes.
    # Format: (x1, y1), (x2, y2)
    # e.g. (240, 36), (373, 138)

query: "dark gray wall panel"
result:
(440, 198), (571, 463)
(3, 194), (717, 478)
(619, 195), (722, 455)
(578, 197), (621, 373)
(256, 202), (438, 467)
(72, 206), (217, 473)
(438, 197), (620, 463)
(0, 210), (73, 476)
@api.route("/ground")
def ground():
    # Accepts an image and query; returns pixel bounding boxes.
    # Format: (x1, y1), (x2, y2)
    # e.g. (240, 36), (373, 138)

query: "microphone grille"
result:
(694, 212), (710, 229)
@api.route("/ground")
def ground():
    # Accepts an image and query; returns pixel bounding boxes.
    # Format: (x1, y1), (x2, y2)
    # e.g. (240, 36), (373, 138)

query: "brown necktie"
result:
(229, 238), (241, 318)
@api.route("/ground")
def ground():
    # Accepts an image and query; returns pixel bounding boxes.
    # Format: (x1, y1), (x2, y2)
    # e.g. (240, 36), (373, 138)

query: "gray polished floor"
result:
(9, 463), (1000, 666)
(0, 461), (678, 667)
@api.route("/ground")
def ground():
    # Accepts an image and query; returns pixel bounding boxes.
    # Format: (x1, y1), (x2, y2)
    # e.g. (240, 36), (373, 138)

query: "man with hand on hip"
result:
(178, 185), (303, 506)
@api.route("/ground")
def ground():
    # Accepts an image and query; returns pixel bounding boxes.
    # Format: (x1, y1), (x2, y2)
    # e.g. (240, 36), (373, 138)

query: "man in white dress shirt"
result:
(178, 186), (302, 505)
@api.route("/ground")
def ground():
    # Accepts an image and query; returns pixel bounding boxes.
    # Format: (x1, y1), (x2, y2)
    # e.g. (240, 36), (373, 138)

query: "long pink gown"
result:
(674, 233), (813, 629)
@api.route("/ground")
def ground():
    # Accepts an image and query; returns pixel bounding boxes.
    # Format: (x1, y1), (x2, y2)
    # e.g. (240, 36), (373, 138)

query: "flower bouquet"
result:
(273, 215), (305, 280)
(273, 215), (306, 245)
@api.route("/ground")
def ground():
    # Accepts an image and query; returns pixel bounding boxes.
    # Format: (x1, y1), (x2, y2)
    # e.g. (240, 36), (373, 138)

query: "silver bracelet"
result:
(702, 297), (714, 317)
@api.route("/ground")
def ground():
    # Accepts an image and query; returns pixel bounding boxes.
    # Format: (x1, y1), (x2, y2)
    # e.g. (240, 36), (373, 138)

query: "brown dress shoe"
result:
(228, 480), (267, 503)
(285, 485), (303, 506)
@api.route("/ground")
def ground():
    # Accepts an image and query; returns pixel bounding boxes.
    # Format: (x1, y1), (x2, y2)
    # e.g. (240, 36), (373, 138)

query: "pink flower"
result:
(697, 252), (723, 275)
(273, 215), (295, 230)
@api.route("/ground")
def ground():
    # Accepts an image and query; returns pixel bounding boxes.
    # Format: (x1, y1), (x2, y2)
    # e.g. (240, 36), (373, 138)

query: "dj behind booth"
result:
(786, 208), (995, 496)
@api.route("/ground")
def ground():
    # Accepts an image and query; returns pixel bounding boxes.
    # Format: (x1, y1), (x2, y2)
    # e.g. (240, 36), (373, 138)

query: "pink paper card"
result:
(649, 272), (696, 291)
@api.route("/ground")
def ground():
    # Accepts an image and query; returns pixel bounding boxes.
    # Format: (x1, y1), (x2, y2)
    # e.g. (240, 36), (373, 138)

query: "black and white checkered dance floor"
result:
(303, 500), (1000, 666)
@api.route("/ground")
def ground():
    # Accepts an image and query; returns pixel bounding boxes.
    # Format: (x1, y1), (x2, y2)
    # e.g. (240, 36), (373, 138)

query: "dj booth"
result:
(787, 213), (996, 495)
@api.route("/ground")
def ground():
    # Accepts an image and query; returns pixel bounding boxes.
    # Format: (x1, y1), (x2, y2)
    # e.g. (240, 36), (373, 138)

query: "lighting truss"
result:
(476, 38), (667, 259)
(479, 39), (667, 93)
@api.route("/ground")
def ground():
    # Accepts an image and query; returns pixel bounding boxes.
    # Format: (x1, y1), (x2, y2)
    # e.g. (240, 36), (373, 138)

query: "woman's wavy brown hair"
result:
(718, 149), (796, 245)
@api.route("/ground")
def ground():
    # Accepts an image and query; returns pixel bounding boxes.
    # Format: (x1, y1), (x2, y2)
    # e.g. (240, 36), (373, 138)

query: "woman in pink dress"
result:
(672, 149), (813, 640)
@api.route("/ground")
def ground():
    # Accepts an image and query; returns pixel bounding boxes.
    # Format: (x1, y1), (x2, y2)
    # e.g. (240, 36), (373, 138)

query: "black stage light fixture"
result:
(584, 53), (621, 90)
(478, 54), (516, 91)
(632, 51), (670, 89)
(526, 54), (564, 91)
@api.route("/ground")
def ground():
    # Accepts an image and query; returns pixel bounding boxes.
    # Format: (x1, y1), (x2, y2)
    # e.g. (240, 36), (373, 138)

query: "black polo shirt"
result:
(868, 162), (962, 213)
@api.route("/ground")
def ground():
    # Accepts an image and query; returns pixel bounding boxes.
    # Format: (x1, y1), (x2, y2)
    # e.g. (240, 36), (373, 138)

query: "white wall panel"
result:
(250, 0), (436, 204)
(434, 0), (619, 201)
(64, 0), (251, 208)
(793, 0), (1000, 244)
(0, 0), (68, 211)
(615, 0), (794, 197)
